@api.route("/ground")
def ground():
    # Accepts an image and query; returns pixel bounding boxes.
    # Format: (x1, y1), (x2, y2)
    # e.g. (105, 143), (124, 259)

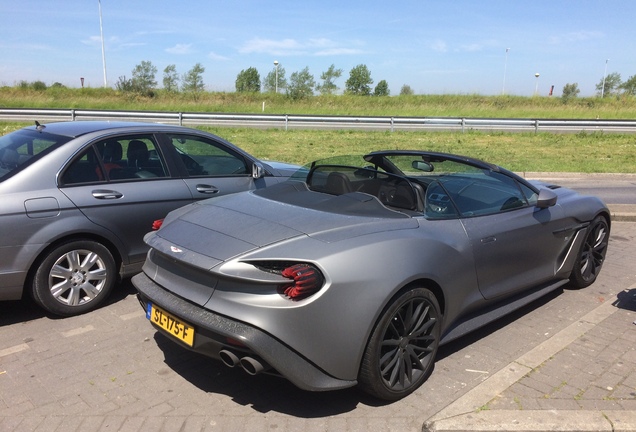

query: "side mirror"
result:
(536, 188), (558, 209)
(252, 162), (264, 179)
(412, 160), (434, 172)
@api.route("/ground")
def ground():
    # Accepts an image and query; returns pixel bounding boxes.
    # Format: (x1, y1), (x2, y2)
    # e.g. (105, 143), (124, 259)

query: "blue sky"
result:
(1, 1), (633, 97)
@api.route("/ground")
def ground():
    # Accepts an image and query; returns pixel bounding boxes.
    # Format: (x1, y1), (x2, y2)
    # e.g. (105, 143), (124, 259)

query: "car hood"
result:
(146, 184), (419, 270)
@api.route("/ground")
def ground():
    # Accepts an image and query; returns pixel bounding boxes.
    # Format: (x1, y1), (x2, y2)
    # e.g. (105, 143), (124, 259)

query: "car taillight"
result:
(280, 264), (324, 300)
(152, 219), (164, 230)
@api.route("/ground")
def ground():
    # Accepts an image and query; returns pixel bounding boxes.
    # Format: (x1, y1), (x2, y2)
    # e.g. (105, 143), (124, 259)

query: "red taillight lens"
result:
(280, 264), (324, 300)
(152, 219), (164, 230)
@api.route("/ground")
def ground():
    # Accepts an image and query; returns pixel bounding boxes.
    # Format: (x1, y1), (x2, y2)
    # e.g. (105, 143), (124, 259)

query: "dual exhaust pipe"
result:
(219, 349), (270, 375)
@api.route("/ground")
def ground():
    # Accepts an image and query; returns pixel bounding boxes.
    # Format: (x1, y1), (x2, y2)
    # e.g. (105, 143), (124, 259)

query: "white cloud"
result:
(165, 43), (192, 55)
(239, 38), (304, 55)
(459, 43), (483, 52)
(315, 48), (363, 56)
(208, 51), (229, 61)
(549, 30), (604, 44)
(239, 37), (361, 56)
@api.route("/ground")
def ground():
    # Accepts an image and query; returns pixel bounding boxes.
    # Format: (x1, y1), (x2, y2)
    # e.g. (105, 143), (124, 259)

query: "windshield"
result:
(0, 129), (70, 181)
(285, 152), (538, 218)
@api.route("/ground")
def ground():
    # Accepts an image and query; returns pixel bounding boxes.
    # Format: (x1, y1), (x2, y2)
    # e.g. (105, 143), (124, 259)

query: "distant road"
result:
(526, 173), (636, 204)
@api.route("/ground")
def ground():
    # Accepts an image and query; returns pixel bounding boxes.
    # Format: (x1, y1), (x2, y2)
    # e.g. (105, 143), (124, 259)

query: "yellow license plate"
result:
(147, 303), (195, 347)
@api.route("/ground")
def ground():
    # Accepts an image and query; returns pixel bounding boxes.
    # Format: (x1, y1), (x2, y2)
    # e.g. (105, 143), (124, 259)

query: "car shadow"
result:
(0, 298), (46, 326)
(612, 288), (636, 312)
(436, 287), (563, 361)
(153, 289), (563, 415)
(153, 332), (388, 416)
(0, 279), (137, 326)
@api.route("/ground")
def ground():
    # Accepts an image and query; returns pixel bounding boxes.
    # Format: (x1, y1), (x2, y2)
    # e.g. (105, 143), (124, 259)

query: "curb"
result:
(423, 285), (636, 432)
(424, 410), (636, 432)
(609, 204), (636, 222)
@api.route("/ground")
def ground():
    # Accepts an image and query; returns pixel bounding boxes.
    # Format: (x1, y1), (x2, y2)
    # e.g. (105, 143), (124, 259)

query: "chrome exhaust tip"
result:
(240, 356), (269, 375)
(219, 349), (240, 368)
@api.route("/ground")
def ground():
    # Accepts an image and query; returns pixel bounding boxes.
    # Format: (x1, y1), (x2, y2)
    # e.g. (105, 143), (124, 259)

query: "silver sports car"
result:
(133, 150), (610, 400)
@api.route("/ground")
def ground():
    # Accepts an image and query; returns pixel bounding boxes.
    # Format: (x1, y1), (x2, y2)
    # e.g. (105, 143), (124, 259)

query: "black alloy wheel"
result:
(569, 215), (610, 289)
(359, 287), (441, 401)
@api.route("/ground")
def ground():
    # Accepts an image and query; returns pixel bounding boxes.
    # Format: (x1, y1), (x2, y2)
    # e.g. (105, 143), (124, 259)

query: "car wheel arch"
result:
(598, 211), (611, 230)
(400, 278), (446, 316)
(358, 278), (446, 367)
(26, 233), (124, 288)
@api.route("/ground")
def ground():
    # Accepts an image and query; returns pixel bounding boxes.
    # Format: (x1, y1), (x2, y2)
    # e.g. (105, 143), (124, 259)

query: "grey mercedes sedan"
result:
(0, 121), (297, 316)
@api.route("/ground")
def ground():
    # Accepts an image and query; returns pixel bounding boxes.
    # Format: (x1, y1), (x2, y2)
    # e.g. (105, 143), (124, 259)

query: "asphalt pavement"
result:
(1, 174), (635, 432)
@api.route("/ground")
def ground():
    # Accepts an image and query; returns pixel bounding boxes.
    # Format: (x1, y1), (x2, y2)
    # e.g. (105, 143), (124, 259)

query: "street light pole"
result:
(274, 60), (279, 94)
(601, 59), (609, 98)
(502, 48), (509, 95)
(534, 73), (540, 96)
(98, 0), (107, 87)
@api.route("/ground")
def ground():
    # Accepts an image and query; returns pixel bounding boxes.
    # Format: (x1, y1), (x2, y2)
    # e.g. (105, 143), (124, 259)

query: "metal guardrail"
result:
(1, 108), (636, 133)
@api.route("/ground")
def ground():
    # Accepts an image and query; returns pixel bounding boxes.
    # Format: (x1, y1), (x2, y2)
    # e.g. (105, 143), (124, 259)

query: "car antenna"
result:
(35, 121), (46, 132)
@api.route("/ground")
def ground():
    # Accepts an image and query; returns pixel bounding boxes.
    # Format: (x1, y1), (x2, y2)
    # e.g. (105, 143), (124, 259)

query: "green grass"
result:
(2, 88), (635, 173)
(2, 122), (635, 173)
(3, 86), (636, 119)
(205, 128), (636, 173)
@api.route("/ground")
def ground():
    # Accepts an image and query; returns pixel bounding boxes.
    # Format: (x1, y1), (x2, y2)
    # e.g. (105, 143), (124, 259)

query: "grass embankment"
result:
(3, 86), (636, 119)
(2, 88), (635, 173)
(201, 128), (636, 173)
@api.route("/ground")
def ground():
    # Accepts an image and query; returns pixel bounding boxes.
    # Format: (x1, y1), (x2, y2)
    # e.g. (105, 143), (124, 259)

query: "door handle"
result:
(196, 184), (220, 194)
(480, 236), (497, 244)
(92, 189), (123, 200)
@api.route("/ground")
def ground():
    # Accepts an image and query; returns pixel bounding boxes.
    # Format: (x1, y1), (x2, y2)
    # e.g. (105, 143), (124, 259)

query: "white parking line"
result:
(120, 310), (145, 321)
(61, 325), (95, 337)
(0, 343), (30, 358)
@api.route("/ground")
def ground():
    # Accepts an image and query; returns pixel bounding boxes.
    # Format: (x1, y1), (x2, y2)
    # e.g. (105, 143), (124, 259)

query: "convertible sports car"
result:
(133, 150), (610, 400)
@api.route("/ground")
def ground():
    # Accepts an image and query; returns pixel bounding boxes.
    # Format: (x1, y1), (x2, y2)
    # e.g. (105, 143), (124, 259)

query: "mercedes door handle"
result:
(92, 189), (124, 200)
(196, 184), (220, 194)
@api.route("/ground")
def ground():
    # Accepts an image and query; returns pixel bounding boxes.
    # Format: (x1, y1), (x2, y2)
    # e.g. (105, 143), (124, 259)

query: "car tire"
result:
(358, 287), (441, 401)
(31, 240), (117, 316)
(569, 215), (610, 289)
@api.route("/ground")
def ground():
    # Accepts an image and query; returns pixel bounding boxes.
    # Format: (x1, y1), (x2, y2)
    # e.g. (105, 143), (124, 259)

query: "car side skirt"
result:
(133, 272), (357, 392)
(440, 278), (569, 344)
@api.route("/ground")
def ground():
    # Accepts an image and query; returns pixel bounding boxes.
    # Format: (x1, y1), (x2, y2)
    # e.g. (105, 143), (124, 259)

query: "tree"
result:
(287, 67), (316, 100)
(561, 83), (580, 103)
(235, 67), (261, 93)
(399, 84), (414, 96)
(163, 64), (179, 92)
(315, 64), (343, 95)
(131, 60), (157, 95)
(115, 76), (134, 92)
(263, 64), (287, 93)
(596, 72), (621, 97)
(181, 63), (206, 99)
(374, 80), (390, 96)
(345, 64), (373, 95)
(619, 75), (636, 96)
(32, 80), (47, 91)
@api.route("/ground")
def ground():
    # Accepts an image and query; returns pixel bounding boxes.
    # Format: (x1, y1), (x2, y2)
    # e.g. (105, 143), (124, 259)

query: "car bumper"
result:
(132, 272), (357, 392)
